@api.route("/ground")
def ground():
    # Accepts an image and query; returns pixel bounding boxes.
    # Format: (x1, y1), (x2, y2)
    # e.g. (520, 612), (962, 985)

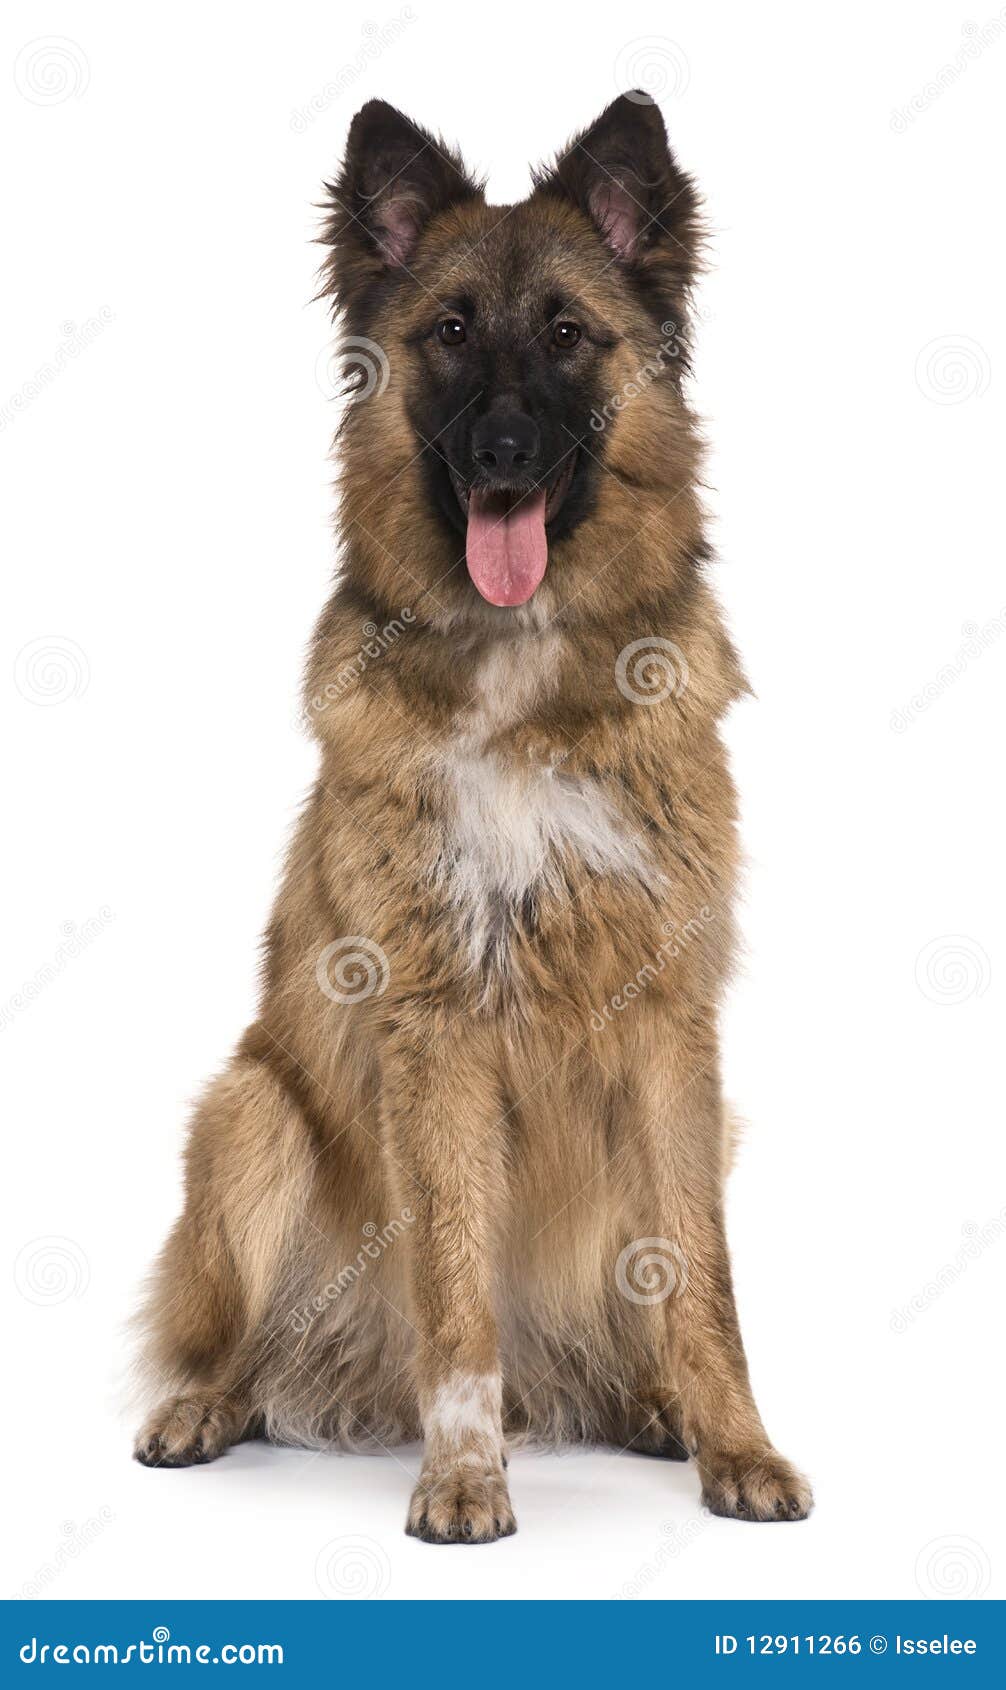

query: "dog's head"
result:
(322, 95), (702, 627)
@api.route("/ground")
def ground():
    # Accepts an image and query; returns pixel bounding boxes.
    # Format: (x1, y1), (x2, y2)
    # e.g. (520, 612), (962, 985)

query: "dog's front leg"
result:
(382, 1027), (514, 1544)
(629, 1039), (812, 1523)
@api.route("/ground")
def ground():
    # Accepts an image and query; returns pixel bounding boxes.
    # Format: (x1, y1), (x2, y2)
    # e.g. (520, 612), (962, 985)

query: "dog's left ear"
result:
(533, 95), (701, 311)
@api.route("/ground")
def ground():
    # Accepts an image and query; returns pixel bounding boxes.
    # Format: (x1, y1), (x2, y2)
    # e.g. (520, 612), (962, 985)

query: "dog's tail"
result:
(723, 1102), (745, 1176)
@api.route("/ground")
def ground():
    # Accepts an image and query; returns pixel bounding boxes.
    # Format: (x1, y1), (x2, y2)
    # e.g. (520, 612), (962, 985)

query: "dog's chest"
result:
(429, 640), (659, 970)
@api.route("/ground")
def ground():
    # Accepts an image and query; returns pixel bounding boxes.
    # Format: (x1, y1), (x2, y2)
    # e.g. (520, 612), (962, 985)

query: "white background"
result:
(2, 0), (1003, 1604)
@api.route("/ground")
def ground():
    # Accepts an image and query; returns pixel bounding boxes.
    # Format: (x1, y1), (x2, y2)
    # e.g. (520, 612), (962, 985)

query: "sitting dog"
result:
(135, 93), (812, 1543)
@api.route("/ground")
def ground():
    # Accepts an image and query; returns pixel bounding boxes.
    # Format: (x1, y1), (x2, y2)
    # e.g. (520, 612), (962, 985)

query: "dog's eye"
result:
(437, 317), (466, 346)
(552, 321), (582, 349)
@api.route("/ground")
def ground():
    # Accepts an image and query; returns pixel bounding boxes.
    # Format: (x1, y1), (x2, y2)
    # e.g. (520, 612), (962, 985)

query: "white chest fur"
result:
(431, 636), (660, 967)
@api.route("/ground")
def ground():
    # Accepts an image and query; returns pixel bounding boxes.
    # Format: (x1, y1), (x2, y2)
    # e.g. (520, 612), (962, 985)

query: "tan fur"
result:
(135, 98), (811, 1540)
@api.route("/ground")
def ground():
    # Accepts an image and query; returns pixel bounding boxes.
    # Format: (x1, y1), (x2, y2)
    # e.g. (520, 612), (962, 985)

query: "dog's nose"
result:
(471, 411), (540, 475)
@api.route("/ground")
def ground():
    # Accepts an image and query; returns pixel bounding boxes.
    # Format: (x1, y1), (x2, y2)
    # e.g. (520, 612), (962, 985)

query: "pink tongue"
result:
(465, 488), (547, 607)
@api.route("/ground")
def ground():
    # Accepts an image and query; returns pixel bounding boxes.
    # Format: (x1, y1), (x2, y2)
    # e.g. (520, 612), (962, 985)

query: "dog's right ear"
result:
(320, 100), (481, 316)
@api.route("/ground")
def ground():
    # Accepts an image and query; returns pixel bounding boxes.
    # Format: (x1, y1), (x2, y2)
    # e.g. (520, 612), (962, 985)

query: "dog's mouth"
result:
(449, 451), (578, 607)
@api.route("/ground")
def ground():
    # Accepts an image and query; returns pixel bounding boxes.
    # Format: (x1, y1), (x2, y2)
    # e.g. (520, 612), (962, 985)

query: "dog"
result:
(134, 92), (812, 1543)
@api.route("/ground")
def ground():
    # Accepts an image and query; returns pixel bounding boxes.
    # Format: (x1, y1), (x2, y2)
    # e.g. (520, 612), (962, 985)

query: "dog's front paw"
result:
(406, 1465), (516, 1544)
(698, 1446), (812, 1522)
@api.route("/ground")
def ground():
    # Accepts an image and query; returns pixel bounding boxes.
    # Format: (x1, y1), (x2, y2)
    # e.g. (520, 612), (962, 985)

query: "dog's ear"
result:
(532, 95), (701, 314)
(321, 100), (481, 313)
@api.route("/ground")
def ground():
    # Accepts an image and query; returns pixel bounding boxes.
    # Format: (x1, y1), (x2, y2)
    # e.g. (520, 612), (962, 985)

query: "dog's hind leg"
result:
(134, 1386), (254, 1469)
(619, 1389), (690, 1460)
(133, 1053), (313, 1468)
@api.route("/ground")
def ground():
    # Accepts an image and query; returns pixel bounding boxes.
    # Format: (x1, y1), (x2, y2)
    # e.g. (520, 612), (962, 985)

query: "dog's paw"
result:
(698, 1446), (812, 1522)
(406, 1465), (516, 1545)
(133, 1396), (236, 1469)
(625, 1396), (689, 1461)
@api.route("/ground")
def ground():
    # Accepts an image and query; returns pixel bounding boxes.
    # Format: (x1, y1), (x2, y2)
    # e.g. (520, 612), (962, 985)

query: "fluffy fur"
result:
(134, 93), (811, 1542)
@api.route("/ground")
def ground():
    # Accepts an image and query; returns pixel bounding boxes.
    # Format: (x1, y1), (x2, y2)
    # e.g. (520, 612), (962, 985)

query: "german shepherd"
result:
(134, 93), (812, 1543)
